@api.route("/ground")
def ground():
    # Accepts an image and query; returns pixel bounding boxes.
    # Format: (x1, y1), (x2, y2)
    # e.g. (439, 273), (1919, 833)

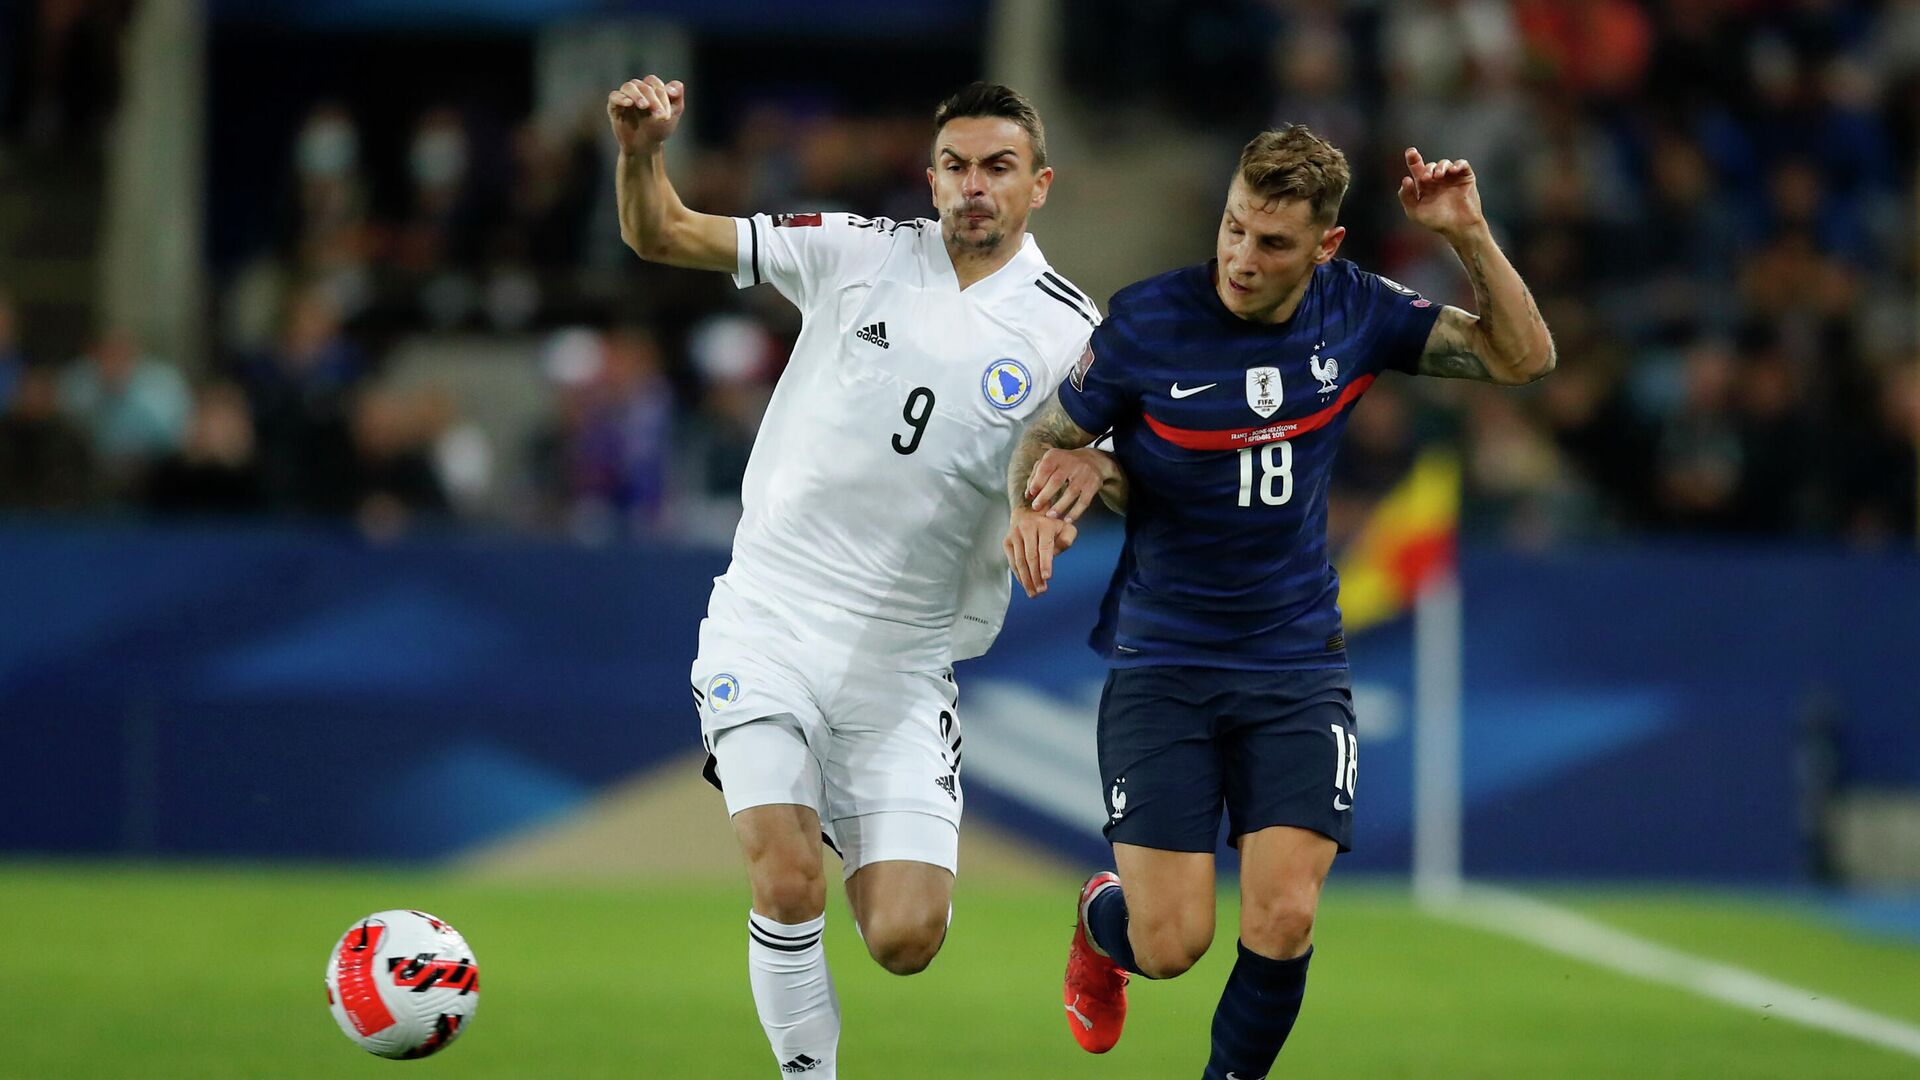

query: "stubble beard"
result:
(944, 207), (1004, 256)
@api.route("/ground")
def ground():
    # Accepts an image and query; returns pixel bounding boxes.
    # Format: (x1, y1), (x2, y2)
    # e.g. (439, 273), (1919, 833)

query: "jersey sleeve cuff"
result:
(1392, 300), (1444, 374)
(731, 216), (759, 290)
(1057, 386), (1108, 438)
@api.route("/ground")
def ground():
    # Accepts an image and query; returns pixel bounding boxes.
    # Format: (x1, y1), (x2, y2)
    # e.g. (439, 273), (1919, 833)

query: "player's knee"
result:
(748, 859), (826, 924)
(1131, 922), (1212, 980)
(1242, 893), (1317, 959)
(861, 909), (947, 976)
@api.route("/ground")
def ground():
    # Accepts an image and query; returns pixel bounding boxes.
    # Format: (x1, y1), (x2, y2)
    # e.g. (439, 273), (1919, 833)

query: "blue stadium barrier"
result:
(1, 521), (1913, 882)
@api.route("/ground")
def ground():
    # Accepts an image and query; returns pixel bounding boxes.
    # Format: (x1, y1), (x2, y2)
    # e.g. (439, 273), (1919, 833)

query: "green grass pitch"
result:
(3, 864), (1918, 1078)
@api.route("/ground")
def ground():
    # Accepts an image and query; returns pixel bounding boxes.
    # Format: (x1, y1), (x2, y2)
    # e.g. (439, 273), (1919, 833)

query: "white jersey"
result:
(719, 211), (1098, 671)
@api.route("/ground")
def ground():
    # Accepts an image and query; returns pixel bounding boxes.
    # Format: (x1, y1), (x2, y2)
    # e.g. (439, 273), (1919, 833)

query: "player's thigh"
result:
(692, 587), (832, 818)
(1235, 824), (1337, 955)
(1097, 666), (1228, 855)
(845, 857), (955, 923)
(711, 717), (830, 917)
(844, 851), (955, 959)
(820, 665), (964, 880)
(690, 576), (825, 752)
(1219, 667), (1357, 854)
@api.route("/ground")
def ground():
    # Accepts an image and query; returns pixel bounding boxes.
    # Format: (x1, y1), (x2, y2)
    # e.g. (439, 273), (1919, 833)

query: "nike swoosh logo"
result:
(1226, 1073), (1266, 1080)
(1169, 382), (1218, 399)
(1333, 797), (1351, 811)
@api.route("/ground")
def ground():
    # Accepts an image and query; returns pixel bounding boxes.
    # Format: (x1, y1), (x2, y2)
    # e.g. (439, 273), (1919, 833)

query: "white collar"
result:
(922, 227), (1045, 297)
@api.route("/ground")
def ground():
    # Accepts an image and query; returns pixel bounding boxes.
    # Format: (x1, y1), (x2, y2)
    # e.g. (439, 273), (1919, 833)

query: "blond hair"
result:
(1236, 125), (1349, 223)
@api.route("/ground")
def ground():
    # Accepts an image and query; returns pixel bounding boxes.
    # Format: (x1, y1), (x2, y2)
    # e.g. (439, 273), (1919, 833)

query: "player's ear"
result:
(1029, 165), (1054, 209)
(1314, 224), (1347, 265)
(927, 166), (938, 209)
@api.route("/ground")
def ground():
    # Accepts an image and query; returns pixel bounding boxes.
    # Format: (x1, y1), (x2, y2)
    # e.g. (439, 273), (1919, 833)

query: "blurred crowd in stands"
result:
(2, 0), (1917, 549)
(1088, 0), (1920, 547)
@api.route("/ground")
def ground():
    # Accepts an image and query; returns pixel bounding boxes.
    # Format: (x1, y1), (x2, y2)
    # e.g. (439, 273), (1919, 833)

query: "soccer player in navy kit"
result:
(1002, 127), (1555, 1078)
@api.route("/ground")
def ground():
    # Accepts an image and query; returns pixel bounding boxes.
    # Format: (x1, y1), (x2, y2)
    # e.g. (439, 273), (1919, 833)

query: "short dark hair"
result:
(1236, 125), (1350, 224)
(932, 82), (1047, 169)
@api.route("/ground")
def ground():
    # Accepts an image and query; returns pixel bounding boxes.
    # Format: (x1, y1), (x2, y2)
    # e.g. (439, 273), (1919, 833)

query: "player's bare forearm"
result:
(1007, 397), (1097, 510)
(607, 76), (735, 272)
(1005, 397), (1097, 597)
(1422, 224), (1555, 385)
(615, 150), (735, 271)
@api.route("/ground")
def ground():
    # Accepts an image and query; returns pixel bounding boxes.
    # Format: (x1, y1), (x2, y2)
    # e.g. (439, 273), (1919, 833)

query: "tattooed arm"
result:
(1007, 397), (1127, 517)
(1398, 147), (1556, 385)
(1003, 396), (1124, 597)
(1416, 237), (1557, 385)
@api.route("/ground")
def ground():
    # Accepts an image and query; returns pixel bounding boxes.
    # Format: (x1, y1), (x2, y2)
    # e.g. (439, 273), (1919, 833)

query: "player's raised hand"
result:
(1397, 147), (1484, 239)
(607, 76), (685, 155)
(1004, 507), (1078, 599)
(1026, 447), (1105, 524)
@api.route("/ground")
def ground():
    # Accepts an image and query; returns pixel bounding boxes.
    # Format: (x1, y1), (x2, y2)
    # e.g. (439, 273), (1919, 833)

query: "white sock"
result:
(747, 911), (839, 1078)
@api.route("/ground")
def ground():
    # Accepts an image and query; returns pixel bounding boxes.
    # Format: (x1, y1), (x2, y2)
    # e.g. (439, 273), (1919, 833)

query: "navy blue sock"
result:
(1202, 942), (1312, 1080)
(1085, 883), (1142, 975)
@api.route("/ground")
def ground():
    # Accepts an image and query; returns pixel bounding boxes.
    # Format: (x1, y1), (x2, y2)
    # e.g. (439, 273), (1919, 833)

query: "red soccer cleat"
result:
(1063, 871), (1130, 1053)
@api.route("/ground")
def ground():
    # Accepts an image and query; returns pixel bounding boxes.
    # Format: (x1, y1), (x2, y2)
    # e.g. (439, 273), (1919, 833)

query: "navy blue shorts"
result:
(1097, 665), (1357, 853)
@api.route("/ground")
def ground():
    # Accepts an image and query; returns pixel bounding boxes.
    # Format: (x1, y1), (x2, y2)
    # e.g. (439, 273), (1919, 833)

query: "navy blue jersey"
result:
(1058, 259), (1441, 670)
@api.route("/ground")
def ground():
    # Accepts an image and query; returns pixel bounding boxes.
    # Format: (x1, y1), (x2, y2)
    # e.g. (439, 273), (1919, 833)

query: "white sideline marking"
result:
(1434, 886), (1920, 1061)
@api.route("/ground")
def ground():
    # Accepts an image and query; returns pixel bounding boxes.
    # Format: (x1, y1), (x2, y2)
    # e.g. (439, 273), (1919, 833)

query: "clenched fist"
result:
(608, 76), (685, 156)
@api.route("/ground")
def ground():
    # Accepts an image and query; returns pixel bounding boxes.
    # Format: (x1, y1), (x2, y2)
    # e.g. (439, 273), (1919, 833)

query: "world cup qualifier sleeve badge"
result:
(1069, 343), (1096, 392)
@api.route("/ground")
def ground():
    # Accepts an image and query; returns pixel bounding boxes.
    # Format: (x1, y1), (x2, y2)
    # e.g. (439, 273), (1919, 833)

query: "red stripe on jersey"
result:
(1143, 374), (1376, 450)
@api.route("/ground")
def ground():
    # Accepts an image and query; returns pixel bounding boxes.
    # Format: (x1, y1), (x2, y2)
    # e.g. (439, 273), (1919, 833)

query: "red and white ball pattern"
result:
(324, 909), (480, 1059)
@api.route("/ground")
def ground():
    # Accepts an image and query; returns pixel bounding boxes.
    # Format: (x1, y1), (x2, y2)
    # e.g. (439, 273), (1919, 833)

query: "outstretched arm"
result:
(608, 76), (736, 271)
(1399, 148), (1556, 385)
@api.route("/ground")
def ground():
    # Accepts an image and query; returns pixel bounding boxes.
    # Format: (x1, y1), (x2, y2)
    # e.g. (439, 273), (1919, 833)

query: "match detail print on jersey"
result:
(1144, 375), (1378, 450)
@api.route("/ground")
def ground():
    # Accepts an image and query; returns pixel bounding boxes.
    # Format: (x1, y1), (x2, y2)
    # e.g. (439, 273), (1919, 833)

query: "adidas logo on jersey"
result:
(856, 322), (890, 349)
(780, 1055), (822, 1073)
(935, 774), (957, 801)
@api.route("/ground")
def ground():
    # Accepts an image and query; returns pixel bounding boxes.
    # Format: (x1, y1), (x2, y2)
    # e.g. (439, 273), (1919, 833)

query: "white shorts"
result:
(691, 578), (965, 878)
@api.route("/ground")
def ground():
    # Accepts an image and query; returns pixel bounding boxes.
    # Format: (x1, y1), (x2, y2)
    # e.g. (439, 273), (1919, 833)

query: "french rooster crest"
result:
(1309, 344), (1339, 394)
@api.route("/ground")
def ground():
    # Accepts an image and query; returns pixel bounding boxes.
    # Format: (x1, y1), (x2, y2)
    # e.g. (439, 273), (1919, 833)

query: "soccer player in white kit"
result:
(608, 76), (1099, 1077)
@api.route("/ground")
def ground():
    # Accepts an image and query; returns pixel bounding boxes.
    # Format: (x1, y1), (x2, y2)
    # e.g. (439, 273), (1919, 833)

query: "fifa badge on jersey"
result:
(706, 673), (742, 711)
(1246, 366), (1282, 418)
(982, 358), (1033, 410)
(1069, 343), (1096, 392)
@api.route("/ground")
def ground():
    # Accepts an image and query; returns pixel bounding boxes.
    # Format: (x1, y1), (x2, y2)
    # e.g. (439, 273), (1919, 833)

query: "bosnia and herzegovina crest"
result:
(1246, 366), (1282, 418)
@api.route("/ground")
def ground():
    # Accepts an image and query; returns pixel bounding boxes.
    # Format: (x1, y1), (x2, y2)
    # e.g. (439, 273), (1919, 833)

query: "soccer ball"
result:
(324, 909), (480, 1059)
